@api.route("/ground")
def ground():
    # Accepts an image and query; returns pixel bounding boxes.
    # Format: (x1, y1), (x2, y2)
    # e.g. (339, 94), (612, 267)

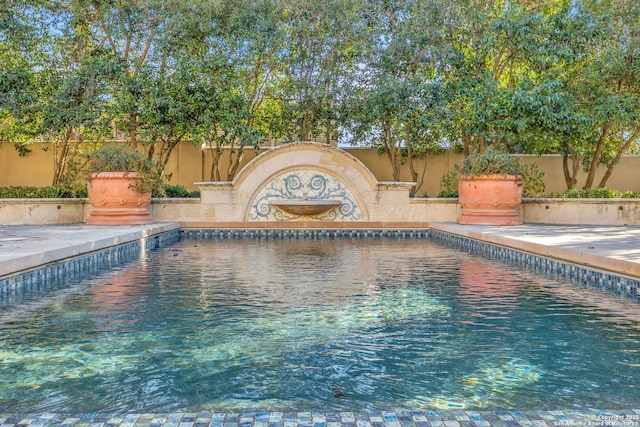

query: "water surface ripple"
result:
(1, 239), (639, 412)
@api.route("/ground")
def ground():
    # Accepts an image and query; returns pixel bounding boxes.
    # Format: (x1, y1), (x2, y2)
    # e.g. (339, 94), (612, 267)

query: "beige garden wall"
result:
(2, 142), (640, 197)
(3, 198), (640, 226)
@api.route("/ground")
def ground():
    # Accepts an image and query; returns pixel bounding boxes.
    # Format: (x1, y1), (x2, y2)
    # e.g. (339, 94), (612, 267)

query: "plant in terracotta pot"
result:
(456, 146), (526, 225)
(85, 145), (163, 225)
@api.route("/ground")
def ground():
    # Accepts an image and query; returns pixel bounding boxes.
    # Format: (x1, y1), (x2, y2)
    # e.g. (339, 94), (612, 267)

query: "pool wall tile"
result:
(3, 226), (638, 307)
(429, 230), (640, 303)
(180, 229), (429, 240)
(0, 230), (180, 302)
(3, 411), (640, 427)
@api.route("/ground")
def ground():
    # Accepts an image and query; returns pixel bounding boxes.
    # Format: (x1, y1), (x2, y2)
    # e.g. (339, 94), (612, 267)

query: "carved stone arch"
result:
(233, 143), (378, 222)
(195, 142), (416, 224)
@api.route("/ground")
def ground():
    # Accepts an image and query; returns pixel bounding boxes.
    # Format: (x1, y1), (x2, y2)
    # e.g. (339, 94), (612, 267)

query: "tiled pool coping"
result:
(1, 409), (639, 427)
(1, 226), (639, 425)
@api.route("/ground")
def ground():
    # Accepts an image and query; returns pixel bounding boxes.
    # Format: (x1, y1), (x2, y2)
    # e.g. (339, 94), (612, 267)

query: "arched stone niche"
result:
(195, 142), (416, 223)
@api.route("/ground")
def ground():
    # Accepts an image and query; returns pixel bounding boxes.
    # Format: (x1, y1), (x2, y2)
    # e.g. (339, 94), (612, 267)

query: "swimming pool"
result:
(0, 236), (639, 413)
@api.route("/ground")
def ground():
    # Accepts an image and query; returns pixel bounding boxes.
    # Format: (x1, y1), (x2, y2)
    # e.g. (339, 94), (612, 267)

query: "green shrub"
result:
(0, 183), (201, 199)
(438, 167), (462, 197)
(0, 184), (87, 198)
(519, 162), (546, 198)
(562, 187), (640, 198)
(621, 191), (640, 198)
(459, 146), (524, 177)
(157, 184), (200, 198)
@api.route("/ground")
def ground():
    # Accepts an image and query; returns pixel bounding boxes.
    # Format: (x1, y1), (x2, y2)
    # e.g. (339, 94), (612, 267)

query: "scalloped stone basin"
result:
(268, 199), (342, 216)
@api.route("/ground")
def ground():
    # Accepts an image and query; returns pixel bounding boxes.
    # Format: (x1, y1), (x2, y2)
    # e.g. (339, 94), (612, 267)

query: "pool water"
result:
(1, 238), (639, 413)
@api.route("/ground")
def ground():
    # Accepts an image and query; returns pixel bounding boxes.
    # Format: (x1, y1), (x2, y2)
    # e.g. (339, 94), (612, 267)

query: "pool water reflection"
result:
(0, 238), (639, 413)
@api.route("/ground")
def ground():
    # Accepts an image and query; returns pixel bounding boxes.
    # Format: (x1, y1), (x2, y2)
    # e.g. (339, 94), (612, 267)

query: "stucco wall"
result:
(2, 142), (640, 196)
(3, 198), (640, 226)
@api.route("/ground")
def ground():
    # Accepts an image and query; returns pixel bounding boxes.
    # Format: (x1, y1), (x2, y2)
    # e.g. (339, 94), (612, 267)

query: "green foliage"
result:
(340, 0), (449, 184)
(86, 145), (149, 173)
(621, 191), (640, 199)
(438, 168), (462, 198)
(439, 151), (546, 198)
(0, 184), (87, 198)
(519, 162), (546, 198)
(459, 147), (524, 177)
(0, 183), (201, 199)
(159, 184), (200, 198)
(561, 187), (640, 199)
(85, 145), (165, 194)
(2, 0), (640, 191)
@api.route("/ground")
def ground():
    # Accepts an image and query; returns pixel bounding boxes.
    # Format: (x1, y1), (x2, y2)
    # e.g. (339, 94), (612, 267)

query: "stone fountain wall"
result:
(194, 142), (419, 224)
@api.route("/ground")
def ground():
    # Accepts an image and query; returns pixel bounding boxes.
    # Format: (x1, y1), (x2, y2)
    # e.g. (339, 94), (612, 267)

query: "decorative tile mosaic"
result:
(0, 409), (639, 427)
(181, 229), (429, 240)
(430, 230), (640, 303)
(249, 170), (361, 222)
(0, 229), (180, 302)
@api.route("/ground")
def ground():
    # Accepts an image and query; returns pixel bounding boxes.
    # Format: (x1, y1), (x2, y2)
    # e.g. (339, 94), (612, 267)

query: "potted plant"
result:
(85, 145), (162, 225)
(456, 146), (526, 225)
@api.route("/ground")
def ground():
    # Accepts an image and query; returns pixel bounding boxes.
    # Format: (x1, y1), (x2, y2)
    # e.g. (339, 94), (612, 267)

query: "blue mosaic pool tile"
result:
(3, 411), (640, 427)
(180, 229), (429, 240)
(430, 230), (640, 303)
(0, 230), (180, 302)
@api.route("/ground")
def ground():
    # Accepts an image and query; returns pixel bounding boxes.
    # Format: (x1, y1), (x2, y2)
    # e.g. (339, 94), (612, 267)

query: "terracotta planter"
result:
(86, 172), (153, 225)
(457, 174), (523, 225)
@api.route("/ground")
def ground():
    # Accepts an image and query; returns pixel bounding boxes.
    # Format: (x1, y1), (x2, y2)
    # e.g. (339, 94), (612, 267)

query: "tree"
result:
(174, 0), (287, 181)
(342, 0), (448, 189)
(439, 0), (567, 156)
(569, 0), (640, 189)
(1, 1), (120, 184)
(75, 0), (170, 150)
(276, 0), (364, 144)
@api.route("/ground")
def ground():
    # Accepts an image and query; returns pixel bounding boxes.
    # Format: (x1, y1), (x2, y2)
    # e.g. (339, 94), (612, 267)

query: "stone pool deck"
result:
(1, 222), (639, 426)
(0, 223), (181, 277)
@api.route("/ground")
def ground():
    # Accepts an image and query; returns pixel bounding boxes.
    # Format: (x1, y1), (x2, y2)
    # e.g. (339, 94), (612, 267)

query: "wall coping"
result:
(0, 198), (87, 203)
(377, 181), (416, 189)
(194, 181), (233, 188)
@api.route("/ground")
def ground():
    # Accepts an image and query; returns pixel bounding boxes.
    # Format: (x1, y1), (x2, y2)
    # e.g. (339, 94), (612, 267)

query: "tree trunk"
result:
(583, 122), (611, 189)
(128, 116), (138, 149)
(561, 146), (582, 190)
(52, 128), (74, 185)
(228, 150), (244, 180)
(462, 131), (471, 157)
(405, 123), (416, 179)
(300, 111), (312, 141)
(561, 153), (572, 189)
(598, 127), (640, 188)
(405, 124), (419, 193)
(226, 138), (245, 181)
(208, 142), (221, 181)
(382, 120), (401, 181)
